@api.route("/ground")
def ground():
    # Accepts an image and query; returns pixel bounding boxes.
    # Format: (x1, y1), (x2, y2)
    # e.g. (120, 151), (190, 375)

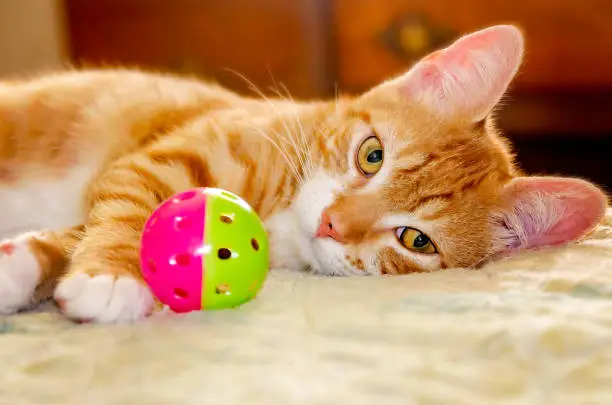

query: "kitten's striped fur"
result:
(0, 25), (606, 323)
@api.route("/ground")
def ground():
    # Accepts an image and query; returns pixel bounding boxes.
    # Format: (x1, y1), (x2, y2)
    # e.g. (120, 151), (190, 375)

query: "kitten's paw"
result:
(54, 273), (154, 323)
(0, 234), (41, 314)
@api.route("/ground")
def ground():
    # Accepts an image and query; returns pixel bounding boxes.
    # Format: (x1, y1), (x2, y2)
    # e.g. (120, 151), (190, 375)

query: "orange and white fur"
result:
(0, 25), (606, 323)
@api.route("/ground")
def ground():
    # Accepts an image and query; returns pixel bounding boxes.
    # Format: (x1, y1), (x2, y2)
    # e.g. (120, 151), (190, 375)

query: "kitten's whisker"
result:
(225, 68), (311, 186)
(296, 118), (314, 180)
(224, 69), (295, 141)
(261, 123), (307, 186)
(223, 68), (267, 100)
(240, 121), (304, 187)
(263, 90), (310, 182)
(277, 83), (315, 180)
(268, 83), (315, 182)
(241, 121), (298, 173)
(227, 69), (304, 158)
(230, 70), (303, 170)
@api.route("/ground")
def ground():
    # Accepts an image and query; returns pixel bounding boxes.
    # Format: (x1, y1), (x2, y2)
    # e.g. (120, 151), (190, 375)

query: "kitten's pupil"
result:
(413, 233), (430, 248)
(367, 149), (383, 163)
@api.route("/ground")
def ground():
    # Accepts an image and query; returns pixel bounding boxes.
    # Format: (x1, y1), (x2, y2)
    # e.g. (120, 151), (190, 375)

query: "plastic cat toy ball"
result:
(140, 187), (269, 313)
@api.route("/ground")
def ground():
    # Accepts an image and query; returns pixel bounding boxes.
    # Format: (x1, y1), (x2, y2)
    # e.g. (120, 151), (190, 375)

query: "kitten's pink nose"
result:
(316, 210), (344, 242)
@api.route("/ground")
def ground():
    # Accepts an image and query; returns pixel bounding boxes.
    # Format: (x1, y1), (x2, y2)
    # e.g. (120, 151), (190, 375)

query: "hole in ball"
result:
(147, 259), (157, 274)
(215, 284), (230, 295)
(220, 215), (233, 224)
(217, 248), (232, 260)
(171, 253), (191, 267)
(251, 238), (259, 251)
(174, 216), (192, 231)
(174, 288), (189, 299)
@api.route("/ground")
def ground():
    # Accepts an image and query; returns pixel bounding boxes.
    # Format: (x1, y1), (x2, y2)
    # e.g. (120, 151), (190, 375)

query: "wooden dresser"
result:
(63, 0), (612, 188)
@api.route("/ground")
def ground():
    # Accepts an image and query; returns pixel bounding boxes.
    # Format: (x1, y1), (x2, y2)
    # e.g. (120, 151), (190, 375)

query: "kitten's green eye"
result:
(356, 136), (384, 176)
(395, 227), (437, 254)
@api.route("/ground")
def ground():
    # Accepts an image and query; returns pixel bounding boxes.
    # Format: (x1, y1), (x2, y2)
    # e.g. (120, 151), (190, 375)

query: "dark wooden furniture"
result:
(64, 0), (332, 98)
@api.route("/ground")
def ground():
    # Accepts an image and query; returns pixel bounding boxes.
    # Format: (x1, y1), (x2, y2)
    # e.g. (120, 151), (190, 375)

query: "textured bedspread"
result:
(2, 211), (612, 405)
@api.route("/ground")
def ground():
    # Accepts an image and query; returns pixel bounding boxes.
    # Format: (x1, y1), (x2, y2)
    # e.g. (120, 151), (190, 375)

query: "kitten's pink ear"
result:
(393, 25), (524, 122)
(494, 177), (608, 252)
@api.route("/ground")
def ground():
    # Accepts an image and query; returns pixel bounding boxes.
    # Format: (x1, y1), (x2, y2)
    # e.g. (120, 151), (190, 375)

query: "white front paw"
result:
(0, 235), (41, 314)
(54, 274), (154, 323)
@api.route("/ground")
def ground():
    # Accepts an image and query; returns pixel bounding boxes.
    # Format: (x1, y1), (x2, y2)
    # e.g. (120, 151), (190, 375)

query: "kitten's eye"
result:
(356, 136), (384, 176)
(395, 227), (437, 254)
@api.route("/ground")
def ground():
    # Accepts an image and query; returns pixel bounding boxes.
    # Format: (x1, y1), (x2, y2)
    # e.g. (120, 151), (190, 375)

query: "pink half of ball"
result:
(140, 189), (206, 313)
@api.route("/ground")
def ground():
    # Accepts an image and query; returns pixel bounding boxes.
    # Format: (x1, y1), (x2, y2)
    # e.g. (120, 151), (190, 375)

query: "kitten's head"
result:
(288, 25), (607, 275)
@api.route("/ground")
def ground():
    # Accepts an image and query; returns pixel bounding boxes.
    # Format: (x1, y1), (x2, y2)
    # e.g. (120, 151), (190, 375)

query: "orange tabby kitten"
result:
(0, 25), (606, 323)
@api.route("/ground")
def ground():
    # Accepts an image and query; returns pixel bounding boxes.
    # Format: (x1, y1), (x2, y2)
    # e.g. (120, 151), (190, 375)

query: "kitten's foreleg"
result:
(0, 226), (84, 314)
(54, 151), (199, 323)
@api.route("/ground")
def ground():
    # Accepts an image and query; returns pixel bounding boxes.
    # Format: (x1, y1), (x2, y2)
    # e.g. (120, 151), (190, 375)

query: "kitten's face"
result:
(291, 102), (514, 275)
(274, 25), (607, 276)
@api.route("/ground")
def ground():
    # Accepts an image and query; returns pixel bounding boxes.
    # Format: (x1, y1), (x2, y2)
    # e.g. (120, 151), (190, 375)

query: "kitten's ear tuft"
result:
(382, 25), (524, 122)
(493, 177), (608, 252)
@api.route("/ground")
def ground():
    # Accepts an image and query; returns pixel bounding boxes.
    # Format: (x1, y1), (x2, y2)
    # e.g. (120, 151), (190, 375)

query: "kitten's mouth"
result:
(307, 237), (363, 276)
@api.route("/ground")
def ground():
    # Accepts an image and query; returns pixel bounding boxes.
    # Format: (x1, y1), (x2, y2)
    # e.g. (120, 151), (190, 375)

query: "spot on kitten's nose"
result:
(315, 211), (344, 242)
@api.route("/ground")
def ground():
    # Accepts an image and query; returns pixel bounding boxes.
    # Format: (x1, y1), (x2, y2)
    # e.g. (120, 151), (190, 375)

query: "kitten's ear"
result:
(379, 25), (524, 122)
(493, 177), (608, 252)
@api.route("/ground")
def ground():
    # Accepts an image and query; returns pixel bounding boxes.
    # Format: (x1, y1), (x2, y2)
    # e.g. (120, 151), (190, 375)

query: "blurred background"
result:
(1, 0), (611, 190)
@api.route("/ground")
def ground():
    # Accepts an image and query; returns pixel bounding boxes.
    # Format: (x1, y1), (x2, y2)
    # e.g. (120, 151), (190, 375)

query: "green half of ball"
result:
(202, 189), (269, 309)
